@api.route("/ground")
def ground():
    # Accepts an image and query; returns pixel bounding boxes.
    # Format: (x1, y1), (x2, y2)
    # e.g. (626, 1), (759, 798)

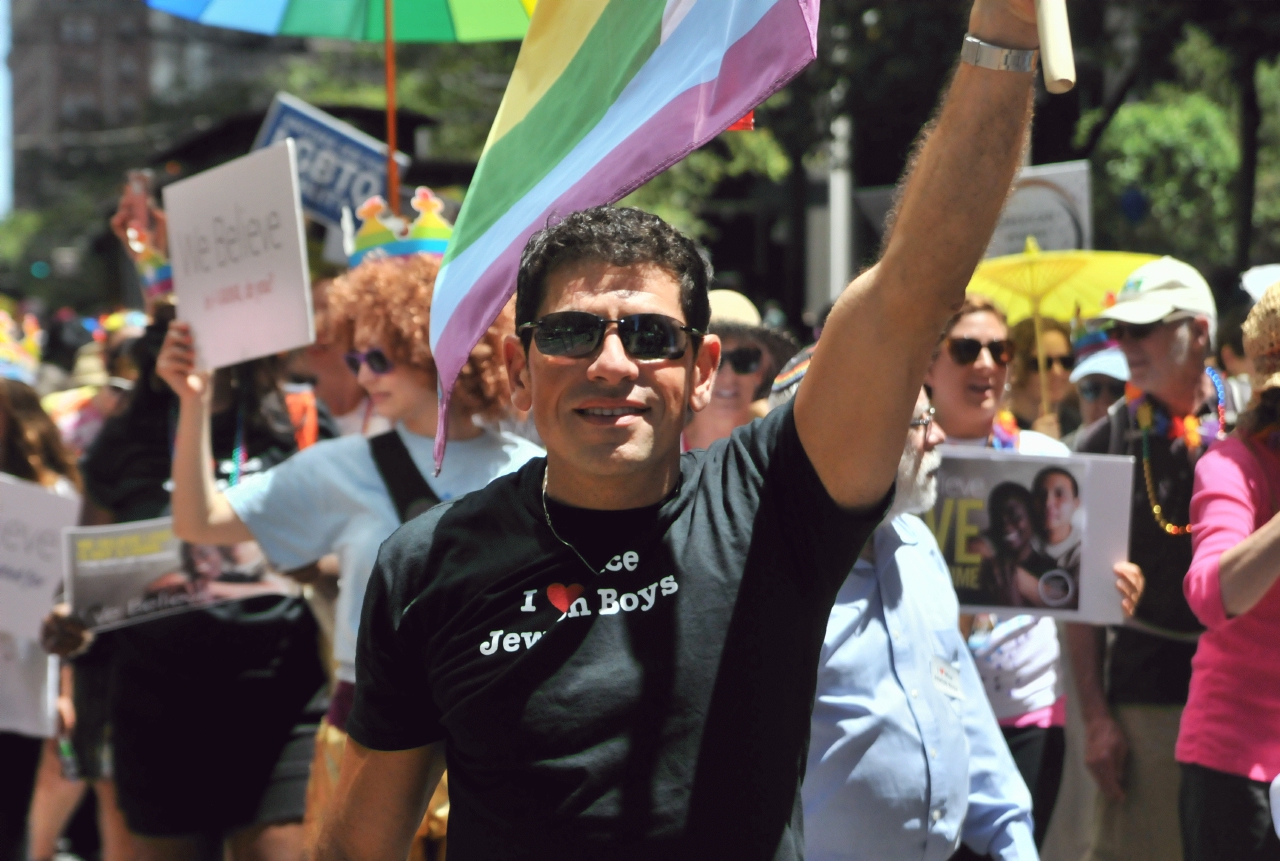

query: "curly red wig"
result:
(327, 255), (514, 422)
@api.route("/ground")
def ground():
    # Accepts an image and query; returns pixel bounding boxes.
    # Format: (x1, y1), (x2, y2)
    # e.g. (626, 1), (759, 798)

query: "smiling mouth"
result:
(577, 406), (646, 417)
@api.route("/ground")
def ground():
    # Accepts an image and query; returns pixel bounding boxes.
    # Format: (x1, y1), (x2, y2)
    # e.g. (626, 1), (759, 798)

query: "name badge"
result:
(931, 656), (964, 700)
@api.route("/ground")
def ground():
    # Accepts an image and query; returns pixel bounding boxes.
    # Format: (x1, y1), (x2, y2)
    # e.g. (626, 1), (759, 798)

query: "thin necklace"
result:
(542, 467), (600, 576)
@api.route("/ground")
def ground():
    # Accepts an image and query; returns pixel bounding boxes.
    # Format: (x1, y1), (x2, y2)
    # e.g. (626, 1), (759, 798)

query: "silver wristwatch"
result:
(960, 34), (1038, 73)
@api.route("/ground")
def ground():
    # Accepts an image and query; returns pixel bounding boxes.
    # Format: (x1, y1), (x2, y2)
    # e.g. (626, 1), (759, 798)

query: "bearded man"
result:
(786, 383), (1039, 861)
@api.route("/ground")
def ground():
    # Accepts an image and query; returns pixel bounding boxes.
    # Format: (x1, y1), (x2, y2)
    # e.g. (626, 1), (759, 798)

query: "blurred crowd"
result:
(0, 190), (1277, 861)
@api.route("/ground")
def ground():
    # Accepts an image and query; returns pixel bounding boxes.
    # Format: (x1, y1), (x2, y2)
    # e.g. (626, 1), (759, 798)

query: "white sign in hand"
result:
(0, 474), (79, 640)
(164, 139), (314, 369)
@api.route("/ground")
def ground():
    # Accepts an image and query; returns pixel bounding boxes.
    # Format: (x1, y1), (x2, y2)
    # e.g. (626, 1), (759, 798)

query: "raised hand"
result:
(969, 0), (1040, 48)
(156, 320), (211, 403)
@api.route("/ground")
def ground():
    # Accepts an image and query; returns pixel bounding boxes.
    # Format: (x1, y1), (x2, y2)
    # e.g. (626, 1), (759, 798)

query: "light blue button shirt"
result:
(803, 513), (1037, 861)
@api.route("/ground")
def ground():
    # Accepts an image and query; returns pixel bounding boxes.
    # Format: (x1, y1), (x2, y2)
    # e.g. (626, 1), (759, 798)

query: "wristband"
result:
(960, 34), (1038, 74)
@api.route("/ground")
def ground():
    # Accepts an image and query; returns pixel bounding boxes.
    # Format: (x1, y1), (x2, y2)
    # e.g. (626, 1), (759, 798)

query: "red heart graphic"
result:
(546, 583), (584, 613)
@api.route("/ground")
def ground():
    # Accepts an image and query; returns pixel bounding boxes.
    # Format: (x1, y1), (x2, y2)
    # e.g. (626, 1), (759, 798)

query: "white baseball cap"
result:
(1093, 256), (1217, 328)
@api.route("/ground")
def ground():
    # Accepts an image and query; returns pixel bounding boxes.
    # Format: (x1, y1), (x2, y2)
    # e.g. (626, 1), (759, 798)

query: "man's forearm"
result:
(1066, 622), (1110, 722)
(795, 4), (1036, 508)
(318, 741), (445, 861)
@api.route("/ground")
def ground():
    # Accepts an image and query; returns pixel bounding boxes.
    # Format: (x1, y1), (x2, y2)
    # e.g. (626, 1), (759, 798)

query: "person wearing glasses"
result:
(1007, 317), (1075, 439)
(156, 251), (543, 855)
(782, 381), (1041, 861)
(682, 289), (798, 451)
(320, 4), (1053, 856)
(1066, 255), (1222, 861)
(1060, 330), (1129, 449)
(925, 295), (1073, 851)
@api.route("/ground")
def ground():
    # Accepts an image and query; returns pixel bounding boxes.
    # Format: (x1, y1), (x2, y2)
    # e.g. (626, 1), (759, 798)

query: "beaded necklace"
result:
(1131, 367), (1226, 535)
(988, 410), (1020, 450)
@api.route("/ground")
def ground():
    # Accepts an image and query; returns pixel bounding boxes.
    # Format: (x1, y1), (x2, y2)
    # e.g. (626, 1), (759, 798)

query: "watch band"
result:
(960, 34), (1038, 74)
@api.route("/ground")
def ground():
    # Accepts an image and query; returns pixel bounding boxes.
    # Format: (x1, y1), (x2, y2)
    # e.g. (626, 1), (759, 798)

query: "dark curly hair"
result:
(515, 206), (711, 346)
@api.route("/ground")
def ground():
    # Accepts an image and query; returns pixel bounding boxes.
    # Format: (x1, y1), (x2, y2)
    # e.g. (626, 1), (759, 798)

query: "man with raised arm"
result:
(321, 2), (1041, 858)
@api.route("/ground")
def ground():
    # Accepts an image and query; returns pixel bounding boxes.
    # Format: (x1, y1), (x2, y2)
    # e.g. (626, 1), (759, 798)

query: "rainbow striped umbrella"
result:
(147, 0), (534, 41)
(147, 0), (536, 208)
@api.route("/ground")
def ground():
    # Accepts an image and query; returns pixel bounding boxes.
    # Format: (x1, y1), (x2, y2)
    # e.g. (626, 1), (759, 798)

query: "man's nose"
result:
(586, 328), (639, 384)
(926, 422), (947, 449)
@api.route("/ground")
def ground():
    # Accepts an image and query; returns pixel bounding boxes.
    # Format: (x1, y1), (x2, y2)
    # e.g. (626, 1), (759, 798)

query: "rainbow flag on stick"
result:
(429, 0), (819, 466)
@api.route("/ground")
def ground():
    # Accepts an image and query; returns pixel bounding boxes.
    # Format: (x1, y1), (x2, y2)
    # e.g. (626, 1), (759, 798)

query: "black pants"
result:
(1181, 762), (1280, 861)
(0, 732), (42, 861)
(949, 724), (1064, 861)
(1003, 724), (1064, 847)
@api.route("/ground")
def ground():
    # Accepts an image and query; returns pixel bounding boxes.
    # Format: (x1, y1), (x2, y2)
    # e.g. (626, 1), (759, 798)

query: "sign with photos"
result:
(924, 446), (1134, 624)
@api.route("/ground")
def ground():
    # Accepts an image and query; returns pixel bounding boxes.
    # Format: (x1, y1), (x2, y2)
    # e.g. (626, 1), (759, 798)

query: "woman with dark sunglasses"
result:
(682, 290), (798, 451)
(1008, 316), (1076, 439)
(926, 295), (1072, 854)
(156, 252), (543, 854)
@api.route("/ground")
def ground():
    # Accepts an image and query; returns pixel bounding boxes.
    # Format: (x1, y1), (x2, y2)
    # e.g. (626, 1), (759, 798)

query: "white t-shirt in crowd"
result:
(948, 430), (1070, 719)
(0, 476), (78, 739)
(226, 425), (543, 683)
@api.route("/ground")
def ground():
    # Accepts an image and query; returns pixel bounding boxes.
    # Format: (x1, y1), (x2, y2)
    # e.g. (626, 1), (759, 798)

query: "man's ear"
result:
(504, 334), (533, 412)
(688, 334), (721, 414)
(1192, 315), (1213, 352)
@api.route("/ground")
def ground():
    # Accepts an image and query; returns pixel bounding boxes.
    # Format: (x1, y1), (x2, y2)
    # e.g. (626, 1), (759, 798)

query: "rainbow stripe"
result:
(429, 0), (819, 463)
(147, 0), (533, 42)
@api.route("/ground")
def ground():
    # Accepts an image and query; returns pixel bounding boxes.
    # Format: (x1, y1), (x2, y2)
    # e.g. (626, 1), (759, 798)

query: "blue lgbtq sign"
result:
(253, 92), (411, 228)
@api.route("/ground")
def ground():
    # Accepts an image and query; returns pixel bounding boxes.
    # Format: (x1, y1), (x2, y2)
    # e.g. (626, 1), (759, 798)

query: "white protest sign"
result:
(925, 446), (1133, 625)
(986, 160), (1092, 257)
(0, 474), (79, 640)
(165, 139), (314, 369)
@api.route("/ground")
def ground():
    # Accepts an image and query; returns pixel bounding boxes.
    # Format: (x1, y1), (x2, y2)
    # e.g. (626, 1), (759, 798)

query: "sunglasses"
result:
(518, 311), (701, 361)
(1036, 355), (1076, 372)
(720, 346), (763, 375)
(1078, 379), (1127, 403)
(947, 337), (1014, 367)
(344, 347), (394, 376)
(1109, 314), (1195, 342)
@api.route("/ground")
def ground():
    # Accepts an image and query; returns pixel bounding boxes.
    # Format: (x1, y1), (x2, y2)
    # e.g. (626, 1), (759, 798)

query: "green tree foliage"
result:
(1086, 25), (1280, 276)
(620, 129), (790, 240)
(1089, 92), (1239, 271)
(275, 41), (520, 160)
(0, 212), (43, 268)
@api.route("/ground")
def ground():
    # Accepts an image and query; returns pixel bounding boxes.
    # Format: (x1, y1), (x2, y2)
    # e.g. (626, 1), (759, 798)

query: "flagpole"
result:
(384, 0), (400, 215)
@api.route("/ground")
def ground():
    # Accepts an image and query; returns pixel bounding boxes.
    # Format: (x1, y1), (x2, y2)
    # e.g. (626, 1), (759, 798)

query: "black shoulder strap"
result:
(369, 431), (440, 523)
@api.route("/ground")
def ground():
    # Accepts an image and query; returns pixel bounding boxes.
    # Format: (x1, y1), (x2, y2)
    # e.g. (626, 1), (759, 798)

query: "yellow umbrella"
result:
(967, 236), (1157, 416)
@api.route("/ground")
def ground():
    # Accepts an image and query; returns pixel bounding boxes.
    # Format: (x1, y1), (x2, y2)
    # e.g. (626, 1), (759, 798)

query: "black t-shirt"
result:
(348, 403), (889, 861)
(1076, 398), (1205, 705)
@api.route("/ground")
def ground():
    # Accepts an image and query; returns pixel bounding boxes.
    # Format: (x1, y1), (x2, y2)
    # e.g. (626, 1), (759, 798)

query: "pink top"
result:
(998, 695), (1066, 730)
(1176, 436), (1280, 782)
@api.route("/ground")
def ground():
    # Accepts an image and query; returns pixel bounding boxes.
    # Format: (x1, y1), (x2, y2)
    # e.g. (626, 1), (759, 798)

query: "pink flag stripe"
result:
(433, 0), (815, 467)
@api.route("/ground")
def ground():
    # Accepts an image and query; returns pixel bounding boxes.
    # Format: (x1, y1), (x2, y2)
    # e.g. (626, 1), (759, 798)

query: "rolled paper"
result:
(1035, 0), (1076, 94)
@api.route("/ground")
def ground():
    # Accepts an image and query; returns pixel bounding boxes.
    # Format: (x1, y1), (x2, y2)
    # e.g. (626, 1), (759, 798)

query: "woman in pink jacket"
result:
(1180, 282), (1280, 861)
